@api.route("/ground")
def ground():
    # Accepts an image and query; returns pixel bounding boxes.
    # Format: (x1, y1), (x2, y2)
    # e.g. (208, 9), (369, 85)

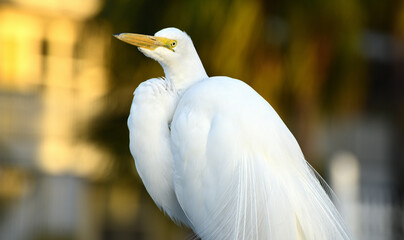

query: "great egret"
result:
(114, 28), (351, 240)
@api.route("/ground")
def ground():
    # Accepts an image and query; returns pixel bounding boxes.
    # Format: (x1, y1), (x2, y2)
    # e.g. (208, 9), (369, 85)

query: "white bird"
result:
(114, 27), (352, 240)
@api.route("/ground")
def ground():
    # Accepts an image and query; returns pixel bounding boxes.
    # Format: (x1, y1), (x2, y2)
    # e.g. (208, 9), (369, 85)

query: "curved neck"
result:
(161, 49), (208, 91)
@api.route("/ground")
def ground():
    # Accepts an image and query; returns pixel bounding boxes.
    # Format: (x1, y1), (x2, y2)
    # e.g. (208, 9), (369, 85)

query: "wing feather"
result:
(171, 77), (351, 240)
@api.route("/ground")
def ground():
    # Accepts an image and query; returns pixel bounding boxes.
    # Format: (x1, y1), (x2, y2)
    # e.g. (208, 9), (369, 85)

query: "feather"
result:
(171, 77), (352, 239)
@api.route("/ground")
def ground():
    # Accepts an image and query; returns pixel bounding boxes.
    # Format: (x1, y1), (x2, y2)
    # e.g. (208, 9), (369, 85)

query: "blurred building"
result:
(0, 0), (403, 240)
(0, 0), (112, 239)
(326, 29), (404, 240)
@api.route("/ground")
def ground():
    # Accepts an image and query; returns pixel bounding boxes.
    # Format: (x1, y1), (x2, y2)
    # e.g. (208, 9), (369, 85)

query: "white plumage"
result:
(115, 27), (352, 239)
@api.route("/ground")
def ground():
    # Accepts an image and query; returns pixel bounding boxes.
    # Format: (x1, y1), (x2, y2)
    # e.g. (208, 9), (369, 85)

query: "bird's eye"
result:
(171, 41), (177, 48)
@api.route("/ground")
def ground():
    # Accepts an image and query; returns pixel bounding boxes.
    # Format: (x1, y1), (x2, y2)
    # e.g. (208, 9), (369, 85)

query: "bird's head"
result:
(114, 28), (188, 63)
(114, 27), (207, 89)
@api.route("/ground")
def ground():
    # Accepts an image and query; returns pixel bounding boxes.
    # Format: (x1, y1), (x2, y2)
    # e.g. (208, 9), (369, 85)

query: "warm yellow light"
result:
(11, 0), (101, 19)
(0, 8), (43, 90)
(38, 139), (113, 179)
(0, 0), (110, 181)
(72, 143), (113, 180)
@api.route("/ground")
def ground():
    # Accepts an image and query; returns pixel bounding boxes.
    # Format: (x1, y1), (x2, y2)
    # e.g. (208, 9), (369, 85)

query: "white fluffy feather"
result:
(124, 27), (352, 239)
(170, 77), (351, 239)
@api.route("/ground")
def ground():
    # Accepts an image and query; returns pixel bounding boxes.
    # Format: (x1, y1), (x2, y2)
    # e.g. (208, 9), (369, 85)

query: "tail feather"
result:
(193, 153), (351, 240)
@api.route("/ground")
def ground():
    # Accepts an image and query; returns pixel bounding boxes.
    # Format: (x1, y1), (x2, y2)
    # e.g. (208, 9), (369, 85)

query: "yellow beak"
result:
(113, 33), (176, 52)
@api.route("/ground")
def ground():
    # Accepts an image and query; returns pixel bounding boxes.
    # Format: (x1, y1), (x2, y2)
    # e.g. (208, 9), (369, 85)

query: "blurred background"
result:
(0, 0), (403, 239)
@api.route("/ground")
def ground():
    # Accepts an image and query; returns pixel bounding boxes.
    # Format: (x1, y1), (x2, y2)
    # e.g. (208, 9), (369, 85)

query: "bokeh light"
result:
(0, 0), (403, 239)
